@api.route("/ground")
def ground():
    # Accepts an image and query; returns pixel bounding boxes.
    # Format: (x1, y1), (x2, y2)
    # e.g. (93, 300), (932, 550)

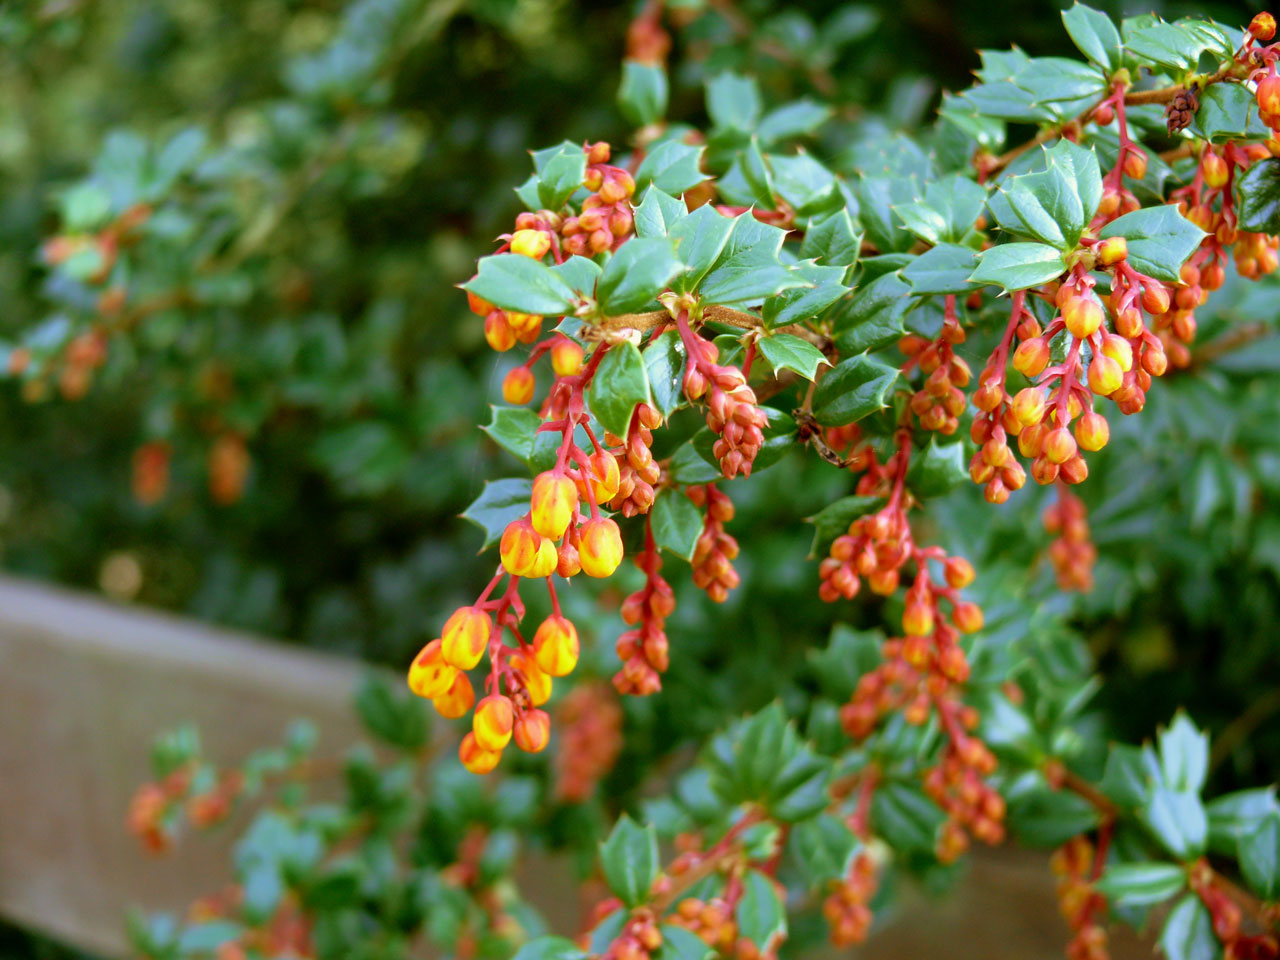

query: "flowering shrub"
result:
(9, 1), (1280, 959)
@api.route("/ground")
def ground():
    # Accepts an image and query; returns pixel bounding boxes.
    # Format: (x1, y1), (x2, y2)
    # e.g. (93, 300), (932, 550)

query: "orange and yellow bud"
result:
(1250, 11), (1276, 40)
(575, 450), (621, 504)
(1011, 387), (1047, 427)
(531, 471), (579, 540)
(557, 542), (582, 578)
(441, 605), (491, 670)
(1141, 284), (1171, 316)
(514, 709), (551, 753)
(1201, 152), (1230, 190)
(466, 288), (495, 316)
(1043, 427), (1078, 464)
(1258, 72), (1280, 118)
(1122, 151), (1148, 180)
(500, 518), (544, 576)
(579, 517), (624, 578)
(533, 614), (580, 676)
(433, 671), (476, 719)
(1095, 237), (1127, 266)
(1075, 411), (1110, 451)
(1062, 294), (1103, 339)
(509, 650), (552, 705)
(1101, 334), (1133, 371)
(944, 556), (976, 589)
(953, 601), (984, 634)
(1088, 355), (1123, 396)
(408, 639), (458, 699)
(902, 600), (934, 637)
(473, 695), (514, 751)
(459, 732), (501, 774)
(510, 229), (551, 259)
(506, 311), (543, 335)
(503, 367), (535, 405)
(550, 338), (585, 377)
(485, 311), (516, 352)
(1012, 338), (1050, 378)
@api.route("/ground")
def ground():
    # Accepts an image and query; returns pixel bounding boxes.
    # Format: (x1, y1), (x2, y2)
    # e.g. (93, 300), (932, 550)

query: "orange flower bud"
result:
(1088, 355), (1123, 396)
(513, 709), (551, 753)
(953, 601), (984, 634)
(1011, 387), (1047, 426)
(467, 288), (495, 316)
(1062, 294), (1103, 339)
(506, 311), (542, 335)
(1201, 152), (1230, 190)
(1250, 12), (1276, 40)
(557, 542), (582, 578)
(1043, 427), (1077, 464)
(1122, 151), (1147, 180)
(903, 601), (934, 637)
(510, 650), (552, 705)
(944, 556), (975, 589)
(1101, 334), (1133, 371)
(575, 450), (621, 504)
(459, 731), (501, 774)
(441, 605), (491, 670)
(503, 366), (535, 405)
(1095, 237), (1127, 266)
(1075, 411), (1110, 451)
(473, 695), (515, 751)
(579, 517), (624, 577)
(1012, 337), (1050, 378)
(510, 229), (551, 259)
(500, 518), (544, 576)
(527, 536), (559, 579)
(485, 311), (516, 352)
(1141, 284), (1171, 316)
(1258, 72), (1280, 117)
(433, 671), (476, 718)
(533, 614), (580, 676)
(408, 639), (458, 699)
(531, 471), (579, 539)
(551, 338), (585, 377)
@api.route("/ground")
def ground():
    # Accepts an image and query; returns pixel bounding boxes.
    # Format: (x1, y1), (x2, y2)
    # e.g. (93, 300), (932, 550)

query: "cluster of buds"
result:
(687, 484), (740, 603)
(1089, 87), (1145, 227)
(132, 441), (172, 506)
(668, 898), (741, 955)
(208, 433), (251, 505)
(616, 528), (675, 695)
(468, 286), (545, 357)
(901, 296), (972, 436)
(1251, 14), (1280, 137)
(822, 852), (880, 946)
(554, 682), (624, 802)
(1050, 836), (1109, 960)
(678, 319), (767, 479)
(1186, 858), (1277, 959)
(924, 731), (1005, 862)
(607, 403), (663, 517)
(822, 422), (874, 472)
(127, 764), (244, 854)
(968, 292), (1038, 504)
(561, 142), (636, 256)
(599, 908), (664, 960)
(1044, 486), (1096, 591)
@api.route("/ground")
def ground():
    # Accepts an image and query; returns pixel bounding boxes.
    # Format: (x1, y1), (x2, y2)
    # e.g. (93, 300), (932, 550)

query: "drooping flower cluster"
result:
(903, 295), (971, 436)
(687, 484), (740, 603)
(822, 852), (880, 946)
(1051, 835), (1110, 960)
(615, 523), (675, 695)
(1044, 485), (1096, 591)
(554, 682), (624, 802)
(608, 403), (664, 517)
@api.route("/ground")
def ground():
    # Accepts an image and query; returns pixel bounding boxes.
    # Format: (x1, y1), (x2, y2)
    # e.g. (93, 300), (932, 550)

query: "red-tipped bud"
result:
(1062, 294), (1103, 339)
(473, 695), (515, 751)
(408, 639), (458, 699)
(484, 311), (516, 352)
(1096, 237), (1127, 266)
(533, 615), (580, 676)
(944, 556), (976, 589)
(531, 470), (579, 539)
(510, 650), (552, 705)
(433, 671), (475, 718)
(513, 709), (551, 753)
(441, 605), (492, 670)
(459, 731), (501, 774)
(503, 366), (535, 405)
(1088, 355), (1124, 396)
(550, 337), (585, 377)
(579, 517), (624, 577)
(1011, 387), (1048, 426)
(1075, 410), (1110, 451)
(1250, 12), (1277, 40)
(1043, 427), (1077, 464)
(1012, 337), (1051, 378)
(953, 601), (984, 634)
(510, 229), (551, 259)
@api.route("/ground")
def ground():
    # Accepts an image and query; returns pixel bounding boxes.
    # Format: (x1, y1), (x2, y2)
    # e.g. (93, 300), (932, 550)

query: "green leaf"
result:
(1237, 158), (1280, 235)
(1141, 786), (1207, 859)
(807, 495), (884, 556)
(643, 330), (686, 419)
(771, 152), (838, 214)
(599, 815), (659, 907)
(757, 99), (832, 142)
(1007, 787), (1100, 847)
(537, 143), (588, 211)
(832, 271), (911, 354)
(856, 175), (918, 253)
(465, 255), (577, 315)
(1094, 862), (1186, 907)
(1159, 894), (1220, 960)
(707, 72), (762, 131)
(788, 814), (858, 887)
(461, 478), (534, 550)
(1013, 57), (1108, 109)
(1099, 207), (1207, 283)
(1158, 712), (1209, 794)
(482, 406), (543, 464)
(811, 354), (899, 426)
(1191, 82), (1274, 144)
(635, 140), (706, 196)
(737, 139), (775, 209)
(552, 255), (602, 294)
(1207, 788), (1279, 854)
(1062, 3), (1122, 71)
(800, 208), (862, 269)
(872, 783), (945, 853)
(1240, 811), (1280, 899)
(355, 675), (429, 751)
(902, 243), (979, 295)
(735, 871), (786, 951)
(893, 174), (988, 245)
(656, 926), (714, 960)
(698, 244), (804, 306)
(651, 491), (702, 561)
(1100, 744), (1158, 808)
(512, 937), (589, 960)
(618, 60), (668, 128)
(668, 204), (736, 292)
(61, 183), (112, 231)
(1126, 18), (1234, 72)
(177, 922), (243, 954)
(587, 341), (652, 438)
(241, 861), (284, 924)
(597, 238), (684, 315)
(762, 262), (847, 328)
(757, 333), (830, 381)
(969, 242), (1067, 292)
(634, 187), (688, 238)
(906, 437), (968, 498)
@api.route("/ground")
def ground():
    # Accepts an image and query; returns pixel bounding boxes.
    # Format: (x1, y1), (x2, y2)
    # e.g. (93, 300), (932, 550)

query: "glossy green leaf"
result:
(482, 406), (542, 464)
(651, 491), (702, 561)
(587, 341), (652, 438)
(762, 262), (848, 328)
(902, 243), (979, 295)
(969, 242), (1066, 292)
(668, 204), (736, 292)
(643, 329), (686, 418)
(1237, 158), (1280, 235)
(735, 871), (786, 951)
(513, 937), (589, 960)
(707, 72), (762, 131)
(800, 208), (862, 269)
(656, 926), (714, 960)
(1158, 711), (1209, 794)
(811, 353), (900, 426)
(596, 238), (684, 315)
(1062, 3), (1122, 71)
(1158, 894), (1219, 960)
(1141, 786), (1208, 859)
(618, 60), (668, 128)
(634, 187), (688, 238)
(1099, 206), (1207, 282)
(787, 814), (858, 887)
(1094, 862), (1186, 906)
(635, 140), (706, 196)
(1240, 811), (1280, 899)
(872, 783), (944, 853)
(757, 333), (830, 381)
(464, 254), (577, 315)
(832, 271), (911, 354)
(537, 142), (588, 210)
(906, 437), (968, 498)
(599, 815), (659, 907)
(461, 478), (534, 549)
(1191, 82), (1273, 144)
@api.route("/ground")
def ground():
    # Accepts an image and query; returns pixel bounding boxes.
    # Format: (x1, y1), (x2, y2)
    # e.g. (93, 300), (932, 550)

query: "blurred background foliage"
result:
(0, 0), (1278, 905)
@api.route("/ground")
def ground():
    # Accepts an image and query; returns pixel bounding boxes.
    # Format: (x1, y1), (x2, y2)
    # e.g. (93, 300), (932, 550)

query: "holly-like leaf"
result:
(757, 99), (832, 143)
(757, 333), (830, 381)
(892, 174), (988, 245)
(902, 243), (979, 295)
(461, 478), (534, 549)
(811, 354), (899, 426)
(643, 330), (686, 419)
(618, 60), (668, 128)
(1100, 743), (1159, 808)
(1062, 3), (1122, 71)
(762, 262), (848, 328)
(537, 142), (588, 211)
(807, 495), (885, 556)
(832, 271), (911, 354)
(1240, 811), (1280, 900)
(1099, 206), (1207, 282)
(587, 341), (652, 438)
(906, 437), (968, 498)
(1141, 785), (1208, 859)
(668, 204), (736, 292)
(698, 240), (805, 306)
(1190, 82), (1273, 144)
(735, 871), (786, 951)
(1237, 158), (1280, 235)
(596, 238), (684, 315)
(634, 187), (688, 238)
(969, 242), (1067, 292)
(1158, 894), (1219, 960)
(482, 406), (542, 464)
(1094, 862), (1186, 907)
(1158, 711), (1209, 794)
(650, 491), (702, 561)
(770, 152), (838, 214)
(1126, 18), (1234, 72)
(800, 208), (862, 269)
(1207, 788), (1280, 854)
(787, 814), (858, 887)
(599, 815), (659, 907)
(707, 72), (762, 131)
(464, 255), (577, 315)
(635, 140), (706, 196)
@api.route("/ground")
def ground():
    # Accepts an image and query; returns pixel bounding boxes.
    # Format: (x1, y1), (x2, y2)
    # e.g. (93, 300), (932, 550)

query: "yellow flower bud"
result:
(575, 450), (620, 505)
(513, 709), (551, 753)
(407, 639), (458, 699)
(441, 605), (491, 670)
(509, 650), (552, 706)
(550, 338), (585, 377)
(473, 695), (514, 751)
(579, 517), (624, 578)
(459, 731), (501, 774)
(510, 229), (551, 259)
(1088, 355), (1124, 396)
(533, 614), (580, 676)
(500, 518), (544, 576)
(433, 671), (476, 719)
(1062, 294), (1103, 339)
(531, 471), (579, 540)
(503, 367), (535, 405)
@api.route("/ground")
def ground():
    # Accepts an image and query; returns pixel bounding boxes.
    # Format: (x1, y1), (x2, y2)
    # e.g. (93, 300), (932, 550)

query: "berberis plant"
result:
(93, 3), (1280, 960)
